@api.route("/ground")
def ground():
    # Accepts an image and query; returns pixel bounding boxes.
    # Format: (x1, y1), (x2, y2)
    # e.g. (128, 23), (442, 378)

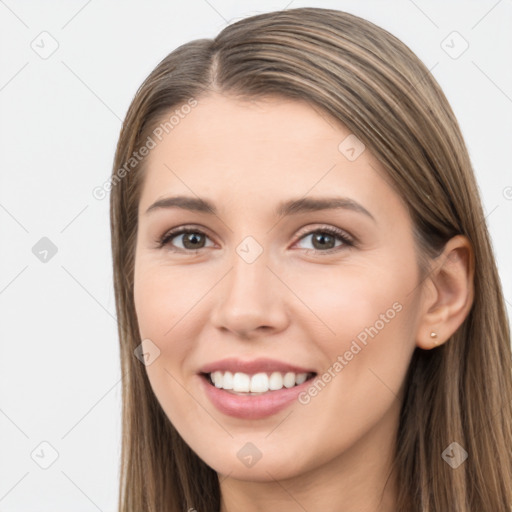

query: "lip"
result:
(199, 357), (315, 375)
(198, 373), (315, 420)
(197, 358), (317, 420)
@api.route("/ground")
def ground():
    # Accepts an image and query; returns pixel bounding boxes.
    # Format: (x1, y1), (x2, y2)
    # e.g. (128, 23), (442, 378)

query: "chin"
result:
(192, 441), (311, 483)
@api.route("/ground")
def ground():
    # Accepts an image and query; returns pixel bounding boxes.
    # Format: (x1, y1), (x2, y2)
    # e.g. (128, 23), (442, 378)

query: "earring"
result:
(430, 331), (438, 346)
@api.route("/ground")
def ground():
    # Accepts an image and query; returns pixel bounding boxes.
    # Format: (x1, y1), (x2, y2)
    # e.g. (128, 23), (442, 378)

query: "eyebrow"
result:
(145, 195), (376, 222)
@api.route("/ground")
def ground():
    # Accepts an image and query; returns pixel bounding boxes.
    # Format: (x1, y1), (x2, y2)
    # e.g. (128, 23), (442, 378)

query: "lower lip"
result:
(199, 374), (314, 420)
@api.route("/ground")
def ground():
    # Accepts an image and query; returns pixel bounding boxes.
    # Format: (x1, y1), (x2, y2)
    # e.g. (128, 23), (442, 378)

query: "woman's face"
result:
(134, 93), (426, 482)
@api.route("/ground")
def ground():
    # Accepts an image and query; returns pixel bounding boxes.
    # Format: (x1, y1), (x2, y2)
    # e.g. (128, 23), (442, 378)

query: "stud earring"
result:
(430, 331), (438, 346)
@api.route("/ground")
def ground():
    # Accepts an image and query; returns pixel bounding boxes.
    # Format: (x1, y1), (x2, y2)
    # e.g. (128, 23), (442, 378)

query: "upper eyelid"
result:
(295, 224), (353, 241)
(159, 224), (354, 248)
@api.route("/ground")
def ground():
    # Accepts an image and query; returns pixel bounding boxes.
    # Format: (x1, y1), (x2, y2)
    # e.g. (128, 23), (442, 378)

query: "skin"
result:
(133, 93), (474, 512)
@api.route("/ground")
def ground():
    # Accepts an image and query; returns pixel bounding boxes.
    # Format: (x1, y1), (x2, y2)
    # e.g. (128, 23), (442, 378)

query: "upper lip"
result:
(199, 357), (316, 375)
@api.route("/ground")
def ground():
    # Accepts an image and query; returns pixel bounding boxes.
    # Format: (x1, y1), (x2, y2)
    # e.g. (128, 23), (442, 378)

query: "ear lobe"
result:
(416, 235), (475, 350)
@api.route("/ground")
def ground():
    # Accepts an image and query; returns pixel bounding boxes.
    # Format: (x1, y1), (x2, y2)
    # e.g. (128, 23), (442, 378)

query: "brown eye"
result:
(180, 232), (206, 249)
(310, 232), (337, 250)
(159, 228), (214, 251)
(294, 227), (354, 253)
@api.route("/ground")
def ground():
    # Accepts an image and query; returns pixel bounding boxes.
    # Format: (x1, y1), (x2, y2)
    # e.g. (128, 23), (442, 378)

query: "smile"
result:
(205, 371), (316, 394)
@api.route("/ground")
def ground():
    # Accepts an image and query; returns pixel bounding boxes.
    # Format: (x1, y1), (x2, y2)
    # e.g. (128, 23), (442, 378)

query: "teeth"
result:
(283, 372), (296, 388)
(295, 372), (307, 385)
(222, 371), (233, 390)
(233, 372), (250, 392)
(269, 372), (283, 390)
(212, 371), (223, 388)
(208, 371), (311, 393)
(250, 372), (268, 392)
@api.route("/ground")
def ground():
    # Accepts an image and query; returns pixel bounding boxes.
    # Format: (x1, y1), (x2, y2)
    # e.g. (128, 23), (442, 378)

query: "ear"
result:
(416, 235), (475, 350)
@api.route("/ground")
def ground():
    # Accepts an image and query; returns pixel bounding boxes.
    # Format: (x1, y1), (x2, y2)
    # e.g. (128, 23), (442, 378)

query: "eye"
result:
(158, 227), (214, 252)
(294, 226), (354, 254)
(157, 225), (355, 254)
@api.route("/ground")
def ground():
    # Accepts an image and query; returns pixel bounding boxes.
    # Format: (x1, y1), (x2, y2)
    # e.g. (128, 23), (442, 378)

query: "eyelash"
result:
(157, 225), (355, 255)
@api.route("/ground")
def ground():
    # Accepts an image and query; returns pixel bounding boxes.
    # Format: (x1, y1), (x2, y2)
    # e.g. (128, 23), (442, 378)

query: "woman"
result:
(110, 7), (512, 511)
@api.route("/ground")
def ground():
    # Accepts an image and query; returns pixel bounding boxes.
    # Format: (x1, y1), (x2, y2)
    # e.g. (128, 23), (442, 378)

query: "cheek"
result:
(297, 255), (420, 388)
(134, 258), (200, 345)
(133, 264), (202, 427)
(295, 257), (416, 337)
(133, 259), (215, 396)
(287, 266), (419, 463)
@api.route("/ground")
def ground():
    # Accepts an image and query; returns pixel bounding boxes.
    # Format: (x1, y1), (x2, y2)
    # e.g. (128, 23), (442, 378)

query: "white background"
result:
(0, 1), (511, 510)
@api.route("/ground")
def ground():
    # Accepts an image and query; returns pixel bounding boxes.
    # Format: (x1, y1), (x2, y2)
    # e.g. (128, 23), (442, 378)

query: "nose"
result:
(210, 251), (289, 339)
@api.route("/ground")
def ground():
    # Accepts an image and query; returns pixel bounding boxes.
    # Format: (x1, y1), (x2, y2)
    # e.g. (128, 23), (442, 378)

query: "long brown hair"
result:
(110, 7), (512, 511)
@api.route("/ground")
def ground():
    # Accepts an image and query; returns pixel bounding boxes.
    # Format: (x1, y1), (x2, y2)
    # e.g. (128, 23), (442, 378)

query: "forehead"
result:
(138, 93), (405, 219)
(148, 93), (352, 160)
